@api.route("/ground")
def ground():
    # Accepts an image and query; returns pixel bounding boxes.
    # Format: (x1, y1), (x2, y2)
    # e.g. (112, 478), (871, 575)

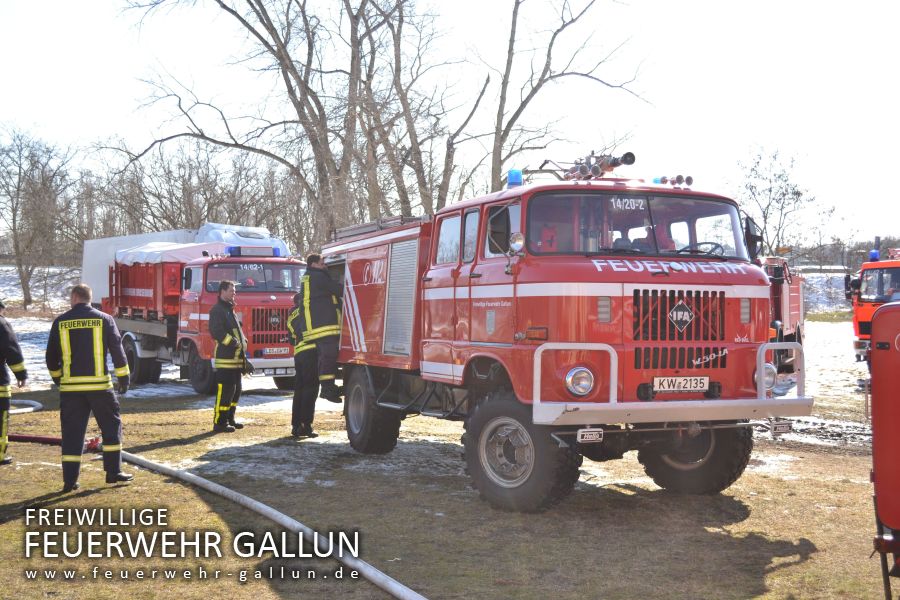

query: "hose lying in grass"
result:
(9, 399), (43, 415)
(8, 419), (428, 600)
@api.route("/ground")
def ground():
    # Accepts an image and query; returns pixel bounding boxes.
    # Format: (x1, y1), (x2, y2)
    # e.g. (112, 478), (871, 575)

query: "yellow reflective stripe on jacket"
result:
(302, 328), (341, 342)
(9, 361), (25, 373)
(303, 324), (341, 337)
(294, 342), (315, 354)
(103, 444), (122, 452)
(213, 359), (243, 369)
(59, 382), (114, 392)
(60, 327), (73, 379)
(62, 374), (112, 384)
(319, 374), (335, 381)
(49, 368), (62, 378)
(303, 275), (313, 332)
(93, 325), (103, 376)
(61, 455), (82, 462)
(114, 365), (130, 378)
(223, 333), (234, 346)
(0, 385), (10, 399)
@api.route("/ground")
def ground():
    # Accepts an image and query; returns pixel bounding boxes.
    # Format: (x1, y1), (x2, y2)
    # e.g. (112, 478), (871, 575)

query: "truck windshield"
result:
(526, 192), (749, 260)
(860, 267), (900, 302)
(206, 263), (305, 293)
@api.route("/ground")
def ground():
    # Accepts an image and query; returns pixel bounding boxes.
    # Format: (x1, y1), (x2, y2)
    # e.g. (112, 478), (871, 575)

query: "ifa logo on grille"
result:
(668, 300), (694, 332)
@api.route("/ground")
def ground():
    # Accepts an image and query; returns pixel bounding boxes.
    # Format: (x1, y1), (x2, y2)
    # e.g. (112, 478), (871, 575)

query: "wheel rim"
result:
(478, 416), (535, 488)
(661, 429), (716, 471)
(347, 384), (365, 435)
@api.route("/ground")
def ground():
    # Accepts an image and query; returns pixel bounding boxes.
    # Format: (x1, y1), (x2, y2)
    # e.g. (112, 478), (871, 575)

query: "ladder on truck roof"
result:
(331, 215), (430, 242)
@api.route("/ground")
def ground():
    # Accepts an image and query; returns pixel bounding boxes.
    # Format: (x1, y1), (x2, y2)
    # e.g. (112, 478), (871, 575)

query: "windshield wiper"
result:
(584, 248), (646, 257)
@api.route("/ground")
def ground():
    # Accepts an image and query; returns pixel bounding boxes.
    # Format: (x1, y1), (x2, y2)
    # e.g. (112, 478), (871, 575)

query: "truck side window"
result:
(187, 267), (203, 293)
(463, 210), (479, 263)
(435, 214), (461, 265)
(485, 203), (521, 258)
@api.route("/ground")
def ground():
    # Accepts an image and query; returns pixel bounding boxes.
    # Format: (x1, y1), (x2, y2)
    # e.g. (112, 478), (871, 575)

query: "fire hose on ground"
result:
(7, 398), (427, 600)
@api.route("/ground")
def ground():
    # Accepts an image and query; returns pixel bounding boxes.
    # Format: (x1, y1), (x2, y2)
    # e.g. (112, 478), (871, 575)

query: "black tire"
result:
(189, 345), (216, 395)
(123, 337), (147, 384)
(345, 367), (401, 454)
(274, 376), (295, 390)
(638, 426), (753, 494)
(146, 360), (162, 384)
(464, 391), (582, 512)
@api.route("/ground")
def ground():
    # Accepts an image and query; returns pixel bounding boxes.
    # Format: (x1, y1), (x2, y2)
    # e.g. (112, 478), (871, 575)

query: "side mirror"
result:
(850, 278), (861, 291)
(744, 217), (763, 260)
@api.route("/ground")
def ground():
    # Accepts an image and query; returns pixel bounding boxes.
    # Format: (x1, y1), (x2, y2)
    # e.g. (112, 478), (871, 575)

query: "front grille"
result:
(859, 321), (872, 336)
(632, 289), (725, 342)
(250, 308), (290, 345)
(634, 346), (729, 369)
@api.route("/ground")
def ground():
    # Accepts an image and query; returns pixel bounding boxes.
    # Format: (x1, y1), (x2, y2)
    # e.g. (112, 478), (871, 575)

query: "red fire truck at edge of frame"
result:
(322, 152), (814, 513)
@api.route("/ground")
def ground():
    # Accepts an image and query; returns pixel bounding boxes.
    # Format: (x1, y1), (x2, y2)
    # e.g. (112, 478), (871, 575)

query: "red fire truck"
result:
(762, 256), (804, 373)
(322, 154), (812, 512)
(82, 225), (304, 393)
(848, 249), (900, 361)
(869, 302), (900, 597)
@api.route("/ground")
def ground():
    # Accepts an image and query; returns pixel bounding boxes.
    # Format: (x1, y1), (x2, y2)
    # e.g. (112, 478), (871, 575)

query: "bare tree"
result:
(486, 0), (639, 191)
(737, 149), (831, 256)
(0, 129), (73, 307)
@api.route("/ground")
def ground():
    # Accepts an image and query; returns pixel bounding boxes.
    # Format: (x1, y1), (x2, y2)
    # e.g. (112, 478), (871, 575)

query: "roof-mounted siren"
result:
(595, 152), (636, 175)
(653, 174), (694, 187)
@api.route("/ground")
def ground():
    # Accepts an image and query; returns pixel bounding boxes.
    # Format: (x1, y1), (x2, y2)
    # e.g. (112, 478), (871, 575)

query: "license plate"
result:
(652, 376), (709, 392)
(263, 347), (290, 355)
(576, 428), (604, 443)
(772, 421), (792, 435)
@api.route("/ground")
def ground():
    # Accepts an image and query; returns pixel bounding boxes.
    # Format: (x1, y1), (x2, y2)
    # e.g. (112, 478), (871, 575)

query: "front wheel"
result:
(189, 345), (216, 395)
(345, 367), (402, 454)
(638, 426), (753, 494)
(274, 376), (295, 391)
(464, 391), (582, 512)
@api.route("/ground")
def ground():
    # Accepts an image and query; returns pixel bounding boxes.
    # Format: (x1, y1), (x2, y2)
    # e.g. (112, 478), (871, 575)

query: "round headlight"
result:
(755, 363), (778, 391)
(565, 367), (594, 396)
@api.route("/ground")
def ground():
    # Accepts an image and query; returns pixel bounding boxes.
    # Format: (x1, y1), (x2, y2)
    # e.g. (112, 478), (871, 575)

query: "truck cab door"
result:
(180, 266), (203, 333)
(421, 212), (463, 383)
(469, 201), (521, 345)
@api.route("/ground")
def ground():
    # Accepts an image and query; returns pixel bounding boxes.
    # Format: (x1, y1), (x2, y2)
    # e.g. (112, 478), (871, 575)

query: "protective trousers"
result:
(213, 369), (242, 426)
(60, 390), (123, 487)
(0, 398), (9, 461)
(292, 348), (319, 427)
(315, 336), (340, 396)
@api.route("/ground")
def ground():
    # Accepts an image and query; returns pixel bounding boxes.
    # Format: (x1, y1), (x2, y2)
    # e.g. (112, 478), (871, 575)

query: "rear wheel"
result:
(189, 345), (216, 395)
(464, 391), (582, 512)
(274, 376), (295, 390)
(345, 367), (401, 454)
(638, 426), (753, 494)
(123, 337), (156, 385)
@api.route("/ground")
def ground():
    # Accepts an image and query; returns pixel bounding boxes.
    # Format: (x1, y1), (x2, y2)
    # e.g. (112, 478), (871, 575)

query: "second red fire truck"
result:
(322, 153), (813, 512)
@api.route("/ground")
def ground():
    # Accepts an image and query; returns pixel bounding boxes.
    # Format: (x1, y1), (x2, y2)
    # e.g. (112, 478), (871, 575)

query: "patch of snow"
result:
(0, 264), (79, 310)
(746, 453), (798, 474)
(802, 272), (851, 314)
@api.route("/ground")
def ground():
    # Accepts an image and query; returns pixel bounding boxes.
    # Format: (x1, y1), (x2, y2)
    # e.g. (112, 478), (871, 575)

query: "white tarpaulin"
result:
(196, 223), (291, 256)
(115, 242), (231, 265)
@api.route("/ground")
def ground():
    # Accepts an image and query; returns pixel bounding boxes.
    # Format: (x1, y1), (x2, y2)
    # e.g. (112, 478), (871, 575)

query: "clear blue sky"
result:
(1, 0), (897, 243)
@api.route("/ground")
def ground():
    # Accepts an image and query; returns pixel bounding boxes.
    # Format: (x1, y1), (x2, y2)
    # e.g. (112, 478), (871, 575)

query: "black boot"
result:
(299, 423), (319, 438)
(213, 421), (235, 433)
(62, 481), (80, 492)
(106, 472), (134, 484)
(0, 456), (12, 466)
(321, 383), (343, 403)
(291, 425), (301, 438)
(227, 407), (244, 429)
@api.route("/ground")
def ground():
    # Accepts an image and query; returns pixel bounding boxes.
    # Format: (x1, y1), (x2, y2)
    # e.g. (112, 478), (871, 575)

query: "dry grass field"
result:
(0, 381), (881, 600)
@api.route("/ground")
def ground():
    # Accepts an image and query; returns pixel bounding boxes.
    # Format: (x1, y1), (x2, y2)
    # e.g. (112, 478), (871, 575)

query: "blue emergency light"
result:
(870, 249), (880, 261)
(227, 246), (277, 257)
(507, 169), (523, 188)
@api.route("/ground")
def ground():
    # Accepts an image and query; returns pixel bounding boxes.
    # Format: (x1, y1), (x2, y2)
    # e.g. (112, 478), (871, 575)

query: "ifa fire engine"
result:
(869, 301), (900, 597)
(321, 153), (813, 512)
(761, 256), (804, 373)
(847, 248), (900, 361)
(81, 224), (304, 393)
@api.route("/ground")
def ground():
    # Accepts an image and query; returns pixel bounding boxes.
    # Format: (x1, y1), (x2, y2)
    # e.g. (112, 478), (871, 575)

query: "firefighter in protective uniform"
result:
(209, 280), (251, 432)
(0, 299), (28, 466)
(302, 254), (344, 403)
(287, 291), (319, 438)
(45, 284), (132, 492)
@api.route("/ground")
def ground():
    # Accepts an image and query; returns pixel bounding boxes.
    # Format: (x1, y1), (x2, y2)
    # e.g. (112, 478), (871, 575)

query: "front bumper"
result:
(531, 342), (812, 426)
(247, 357), (295, 377)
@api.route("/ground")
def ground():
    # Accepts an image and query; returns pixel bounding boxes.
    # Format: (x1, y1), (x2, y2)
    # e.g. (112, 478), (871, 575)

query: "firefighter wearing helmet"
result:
(208, 280), (251, 433)
(45, 284), (133, 492)
(301, 254), (344, 403)
(0, 298), (28, 466)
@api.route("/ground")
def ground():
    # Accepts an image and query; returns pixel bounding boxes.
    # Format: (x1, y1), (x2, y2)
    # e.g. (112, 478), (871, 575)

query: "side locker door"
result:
(421, 213), (462, 384)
